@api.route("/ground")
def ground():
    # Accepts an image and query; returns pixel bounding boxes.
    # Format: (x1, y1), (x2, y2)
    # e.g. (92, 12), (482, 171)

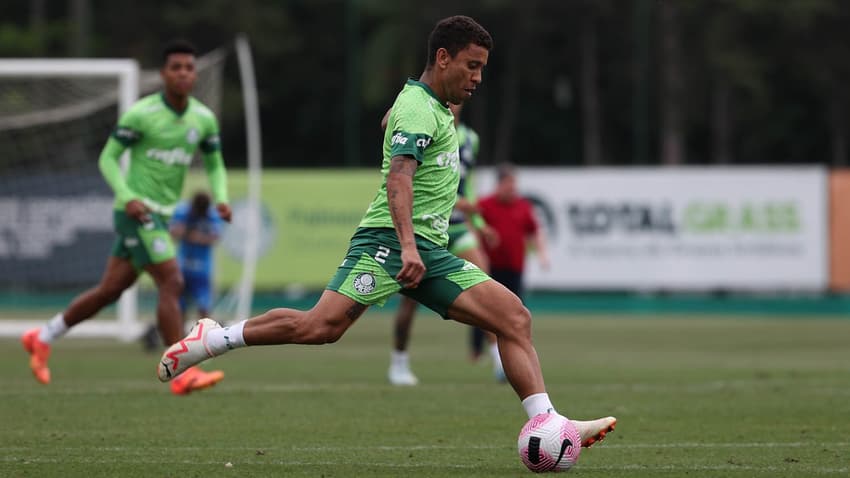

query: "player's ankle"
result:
(206, 320), (247, 355)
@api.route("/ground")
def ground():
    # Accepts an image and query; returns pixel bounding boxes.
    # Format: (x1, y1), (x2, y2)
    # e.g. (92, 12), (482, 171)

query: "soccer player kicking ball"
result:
(159, 16), (616, 445)
(23, 40), (231, 396)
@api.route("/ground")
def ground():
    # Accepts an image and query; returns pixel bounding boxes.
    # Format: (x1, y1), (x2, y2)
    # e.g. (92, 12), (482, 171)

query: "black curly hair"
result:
(162, 39), (197, 65)
(426, 16), (493, 68)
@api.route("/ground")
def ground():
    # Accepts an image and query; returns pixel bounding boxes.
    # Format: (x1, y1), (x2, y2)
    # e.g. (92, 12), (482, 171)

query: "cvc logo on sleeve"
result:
(353, 273), (376, 294)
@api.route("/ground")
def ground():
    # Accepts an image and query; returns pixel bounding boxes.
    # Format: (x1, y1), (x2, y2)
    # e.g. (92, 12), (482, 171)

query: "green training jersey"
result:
(359, 79), (460, 247)
(102, 93), (225, 215)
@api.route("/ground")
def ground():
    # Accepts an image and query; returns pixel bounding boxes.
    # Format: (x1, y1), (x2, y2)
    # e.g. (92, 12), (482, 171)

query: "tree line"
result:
(2, 0), (849, 168)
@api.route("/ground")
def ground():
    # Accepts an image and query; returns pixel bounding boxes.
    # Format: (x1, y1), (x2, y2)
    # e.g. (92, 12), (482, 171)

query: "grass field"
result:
(1, 312), (848, 477)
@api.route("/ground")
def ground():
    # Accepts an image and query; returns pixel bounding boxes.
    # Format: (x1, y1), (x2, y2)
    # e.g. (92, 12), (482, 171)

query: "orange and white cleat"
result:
(158, 318), (221, 382)
(572, 416), (617, 448)
(21, 328), (51, 385)
(169, 366), (224, 395)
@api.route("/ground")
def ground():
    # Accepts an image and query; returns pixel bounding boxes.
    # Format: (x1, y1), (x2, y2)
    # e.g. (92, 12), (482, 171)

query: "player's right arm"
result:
(387, 155), (424, 288)
(98, 111), (149, 222)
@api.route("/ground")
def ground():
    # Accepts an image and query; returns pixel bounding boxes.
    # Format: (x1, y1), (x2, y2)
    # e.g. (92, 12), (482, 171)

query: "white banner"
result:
(476, 167), (828, 291)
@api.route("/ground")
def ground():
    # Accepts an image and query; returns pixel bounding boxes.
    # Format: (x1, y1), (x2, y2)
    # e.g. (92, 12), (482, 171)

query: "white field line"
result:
(0, 456), (847, 475)
(2, 378), (849, 396)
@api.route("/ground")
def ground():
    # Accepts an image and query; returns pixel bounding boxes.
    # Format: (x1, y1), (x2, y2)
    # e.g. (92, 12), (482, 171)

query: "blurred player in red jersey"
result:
(477, 163), (550, 298)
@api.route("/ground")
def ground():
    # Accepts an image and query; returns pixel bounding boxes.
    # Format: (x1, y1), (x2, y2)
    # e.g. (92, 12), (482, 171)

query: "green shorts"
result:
(111, 210), (176, 270)
(447, 223), (479, 255)
(326, 228), (491, 318)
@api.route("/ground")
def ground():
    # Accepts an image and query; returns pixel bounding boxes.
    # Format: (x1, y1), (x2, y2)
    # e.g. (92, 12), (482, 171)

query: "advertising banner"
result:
(0, 174), (113, 287)
(476, 167), (829, 291)
(185, 169), (382, 290)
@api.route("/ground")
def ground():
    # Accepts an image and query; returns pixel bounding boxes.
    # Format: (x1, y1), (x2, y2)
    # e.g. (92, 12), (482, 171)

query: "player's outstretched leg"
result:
(158, 290), (368, 382)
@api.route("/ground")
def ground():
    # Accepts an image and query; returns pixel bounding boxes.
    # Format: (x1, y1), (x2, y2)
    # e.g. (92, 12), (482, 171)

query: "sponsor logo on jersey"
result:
(435, 150), (460, 171)
(353, 272), (376, 294)
(146, 147), (193, 166)
(114, 127), (140, 141)
(416, 137), (432, 148)
(421, 213), (449, 234)
(186, 128), (200, 144)
(391, 133), (409, 146)
(124, 237), (139, 247)
(202, 134), (220, 148)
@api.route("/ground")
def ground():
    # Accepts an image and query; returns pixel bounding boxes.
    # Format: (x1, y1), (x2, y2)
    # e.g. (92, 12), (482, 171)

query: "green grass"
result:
(1, 313), (848, 477)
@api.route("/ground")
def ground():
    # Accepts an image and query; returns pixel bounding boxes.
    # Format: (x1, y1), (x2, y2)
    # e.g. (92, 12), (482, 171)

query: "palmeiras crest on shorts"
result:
(152, 237), (168, 255)
(353, 273), (376, 294)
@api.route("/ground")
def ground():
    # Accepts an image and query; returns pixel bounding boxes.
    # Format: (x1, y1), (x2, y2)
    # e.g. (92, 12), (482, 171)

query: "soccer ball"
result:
(517, 413), (581, 473)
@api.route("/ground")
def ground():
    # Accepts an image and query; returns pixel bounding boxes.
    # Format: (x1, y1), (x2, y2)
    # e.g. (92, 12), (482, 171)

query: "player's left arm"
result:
(199, 117), (231, 223)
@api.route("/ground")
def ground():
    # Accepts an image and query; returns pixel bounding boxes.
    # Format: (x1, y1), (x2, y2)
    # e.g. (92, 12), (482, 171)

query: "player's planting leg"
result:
(158, 290), (367, 381)
(447, 279), (617, 448)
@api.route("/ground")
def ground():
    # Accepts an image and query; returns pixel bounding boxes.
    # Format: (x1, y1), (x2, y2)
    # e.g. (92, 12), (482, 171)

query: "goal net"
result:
(0, 40), (261, 340)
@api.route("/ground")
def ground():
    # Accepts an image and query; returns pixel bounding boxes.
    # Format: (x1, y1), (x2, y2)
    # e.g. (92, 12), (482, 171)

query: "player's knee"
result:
(303, 325), (343, 344)
(500, 304), (532, 341)
(300, 313), (346, 344)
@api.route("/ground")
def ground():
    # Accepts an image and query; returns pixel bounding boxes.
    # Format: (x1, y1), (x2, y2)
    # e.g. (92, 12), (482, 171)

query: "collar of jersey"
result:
(406, 78), (448, 108)
(160, 92), (190, 117)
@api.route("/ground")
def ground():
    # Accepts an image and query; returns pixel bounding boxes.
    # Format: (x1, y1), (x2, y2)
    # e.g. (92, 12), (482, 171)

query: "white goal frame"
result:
(0, 59), (141, 339)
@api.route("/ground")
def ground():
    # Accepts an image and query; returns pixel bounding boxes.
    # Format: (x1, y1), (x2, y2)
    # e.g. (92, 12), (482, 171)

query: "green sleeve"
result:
(199, 112), (227, 203)
(388, 95), (437, 163)
(98, 137), (136, 204)
(199, 114), (221, 154)
(203, 150), (229, 204)
(111, 107), (143, 146)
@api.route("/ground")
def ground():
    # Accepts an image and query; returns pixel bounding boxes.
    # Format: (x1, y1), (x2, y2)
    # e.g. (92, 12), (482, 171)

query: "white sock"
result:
(391, 350), (410, 368)
(205, 320), (247, 355)
(490, 343), (503, 372)
(522, 393), (557, 419)
(39, 313), (69, 344)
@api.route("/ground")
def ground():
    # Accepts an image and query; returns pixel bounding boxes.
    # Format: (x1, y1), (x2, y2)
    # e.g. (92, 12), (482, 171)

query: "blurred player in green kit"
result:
(23, 40), (232, 396)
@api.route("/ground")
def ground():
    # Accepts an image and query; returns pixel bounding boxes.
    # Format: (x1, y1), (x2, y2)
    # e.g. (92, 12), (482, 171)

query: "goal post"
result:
(0, 58), (141, 340)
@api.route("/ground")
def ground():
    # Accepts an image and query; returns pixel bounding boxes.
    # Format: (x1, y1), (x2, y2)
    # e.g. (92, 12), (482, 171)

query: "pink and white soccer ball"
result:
(517, 413), (581, 473)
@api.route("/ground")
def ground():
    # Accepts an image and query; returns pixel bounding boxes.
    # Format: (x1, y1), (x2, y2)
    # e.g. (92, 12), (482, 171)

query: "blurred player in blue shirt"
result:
(170, 190), (224, 320)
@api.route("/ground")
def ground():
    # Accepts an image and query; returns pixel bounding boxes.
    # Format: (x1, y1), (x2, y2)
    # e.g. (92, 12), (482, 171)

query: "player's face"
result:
(498, 175), (518, 200)
(444, 44), (488, 105)
(161, 53), (197, 97)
